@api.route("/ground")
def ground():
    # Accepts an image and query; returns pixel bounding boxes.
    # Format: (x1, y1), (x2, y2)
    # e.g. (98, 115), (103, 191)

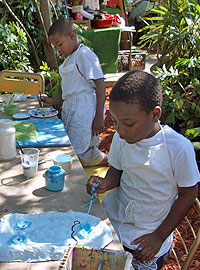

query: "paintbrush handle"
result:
(16, 142), (24, 154)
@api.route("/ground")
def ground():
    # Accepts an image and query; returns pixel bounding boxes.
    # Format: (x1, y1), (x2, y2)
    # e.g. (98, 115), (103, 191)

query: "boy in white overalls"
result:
(87, 70), (200, 269)
(42, 19), (107, 167)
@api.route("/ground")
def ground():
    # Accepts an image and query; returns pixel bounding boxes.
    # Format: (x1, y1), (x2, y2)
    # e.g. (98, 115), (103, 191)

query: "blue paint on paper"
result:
(16, 220), (32, 230)
(14, 119), (70, 147)
(11, 235), (27, 245)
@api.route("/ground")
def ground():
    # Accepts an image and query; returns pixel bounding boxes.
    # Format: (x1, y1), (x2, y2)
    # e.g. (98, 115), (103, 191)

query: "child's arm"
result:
(86, 166), (122, 195)
(92, 78), (106, 136)
(41, 93), (62, 108)
(131, 184), (198, 263)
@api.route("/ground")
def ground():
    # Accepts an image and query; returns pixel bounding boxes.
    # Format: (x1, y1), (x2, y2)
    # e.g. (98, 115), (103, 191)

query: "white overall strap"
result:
(74, 44), (86, 79)
(74, 44), (83, 72)
(74, 44), (96, 88)
(160, 124), (176, 186)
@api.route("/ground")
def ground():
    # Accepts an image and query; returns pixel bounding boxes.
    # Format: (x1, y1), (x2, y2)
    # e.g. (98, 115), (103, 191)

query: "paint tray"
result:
(58, 245), (133, 270)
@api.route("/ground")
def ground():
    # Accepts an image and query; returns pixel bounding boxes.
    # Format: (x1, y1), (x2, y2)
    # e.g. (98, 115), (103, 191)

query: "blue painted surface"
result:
(14, 119), (70, 147)
(16, 220), (32, 230)
(11, 235), (27, 245)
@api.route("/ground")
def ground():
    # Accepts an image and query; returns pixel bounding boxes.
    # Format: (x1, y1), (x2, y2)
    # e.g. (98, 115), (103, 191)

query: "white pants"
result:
(61, 92), (106, 166)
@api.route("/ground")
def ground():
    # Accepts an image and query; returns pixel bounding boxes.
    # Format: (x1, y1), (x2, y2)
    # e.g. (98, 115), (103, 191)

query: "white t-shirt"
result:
(59, 44), (104, 99)
(108, 125), (200, 188)
(103, 125), (200, 256)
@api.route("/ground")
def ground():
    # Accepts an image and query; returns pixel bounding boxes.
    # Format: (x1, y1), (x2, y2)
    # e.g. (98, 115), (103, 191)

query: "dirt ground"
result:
(99, 88), (200, 270)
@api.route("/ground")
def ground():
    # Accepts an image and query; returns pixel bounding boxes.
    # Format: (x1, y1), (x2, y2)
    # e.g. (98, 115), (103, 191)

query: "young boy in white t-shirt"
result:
(87, 70), (200, 269)
(41, 18), (107, 167)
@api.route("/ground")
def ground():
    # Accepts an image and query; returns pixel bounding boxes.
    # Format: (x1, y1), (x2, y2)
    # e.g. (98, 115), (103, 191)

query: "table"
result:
(121, 26), (136, 71)
(0, 99), (123, 269)
(0, 97), (40, 120)
(0, 98), (70, 148)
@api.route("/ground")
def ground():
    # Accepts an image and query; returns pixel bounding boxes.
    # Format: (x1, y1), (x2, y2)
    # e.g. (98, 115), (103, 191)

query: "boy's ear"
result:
(69, 31), (76, 40)
(152, 106), (162, 122)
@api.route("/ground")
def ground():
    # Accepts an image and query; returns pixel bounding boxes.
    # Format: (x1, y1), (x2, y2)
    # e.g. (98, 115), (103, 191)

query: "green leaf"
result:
(175, 99), (184, 109)
(144, 16), (164, 21)
(150, 9), (166, 15)
(192, 142), (200, 151)
(185, 128), (200, 139)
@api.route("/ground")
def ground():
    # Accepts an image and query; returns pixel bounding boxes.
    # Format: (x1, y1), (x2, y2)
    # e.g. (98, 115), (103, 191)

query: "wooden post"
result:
(117, 0), (130, 50)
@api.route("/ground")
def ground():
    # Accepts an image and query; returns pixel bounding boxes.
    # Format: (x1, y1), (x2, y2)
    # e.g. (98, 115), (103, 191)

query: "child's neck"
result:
(146, 122), (161, 139)
(72, 42), (80, 54)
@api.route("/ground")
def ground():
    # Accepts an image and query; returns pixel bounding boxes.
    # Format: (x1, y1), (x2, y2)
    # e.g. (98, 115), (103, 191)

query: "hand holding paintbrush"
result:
(37, 94), (48, 108)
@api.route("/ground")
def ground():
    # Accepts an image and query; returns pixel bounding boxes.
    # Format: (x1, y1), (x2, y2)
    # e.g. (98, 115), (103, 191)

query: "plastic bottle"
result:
(0, 119), (17, 161)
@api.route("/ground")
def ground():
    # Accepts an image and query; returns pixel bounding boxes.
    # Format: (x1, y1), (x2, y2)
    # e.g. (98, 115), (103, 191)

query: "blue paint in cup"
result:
(53, 155), (72, 174)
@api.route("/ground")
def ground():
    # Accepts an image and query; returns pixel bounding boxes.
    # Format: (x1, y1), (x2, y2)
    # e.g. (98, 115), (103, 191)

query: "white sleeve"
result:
(77, 46), (104, 81)
(108, 132), (125, 171)
(173, 140), (200, 187)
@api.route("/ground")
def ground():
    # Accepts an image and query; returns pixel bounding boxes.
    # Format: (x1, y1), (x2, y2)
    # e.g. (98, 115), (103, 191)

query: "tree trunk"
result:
(39, 0), (58, 70)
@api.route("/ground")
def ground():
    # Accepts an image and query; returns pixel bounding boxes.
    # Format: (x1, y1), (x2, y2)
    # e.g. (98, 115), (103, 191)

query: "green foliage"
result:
(0, 0), (66, 70)
(39, 61), (61, 98)
(0, 20), (32, 72)
(185, 127), (200, 140)
(139, 0), (200, 134)
(0, 0), (43, 69)
(139, 0), (200, 66)
(154, 64), (200, 132)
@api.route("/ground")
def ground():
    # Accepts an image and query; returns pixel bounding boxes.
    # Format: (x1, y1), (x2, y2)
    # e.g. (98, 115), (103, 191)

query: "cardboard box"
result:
(58, 245), (132, 270)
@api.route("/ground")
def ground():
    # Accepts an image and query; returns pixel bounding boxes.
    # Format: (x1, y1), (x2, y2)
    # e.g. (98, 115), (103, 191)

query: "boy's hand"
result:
(92, 115), (104, 136)
(87, 176), (108, 195)
(41, 96), (54, 107)
(131, 232), (163, 263)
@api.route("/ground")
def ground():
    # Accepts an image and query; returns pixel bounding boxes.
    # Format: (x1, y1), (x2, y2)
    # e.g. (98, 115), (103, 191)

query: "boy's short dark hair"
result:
(110, 70), (163, 113)
(48, 18), (76, 37)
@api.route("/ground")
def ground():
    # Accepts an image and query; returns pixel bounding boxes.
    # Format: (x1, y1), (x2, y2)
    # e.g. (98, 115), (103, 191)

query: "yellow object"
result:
(84, 166), (110, 203)
(0, 70), (45, 95)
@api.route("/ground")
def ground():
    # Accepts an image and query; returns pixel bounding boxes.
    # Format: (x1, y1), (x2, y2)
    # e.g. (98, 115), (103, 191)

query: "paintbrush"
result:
(39, 93), (44, 108)
(16, 142), (24, 154)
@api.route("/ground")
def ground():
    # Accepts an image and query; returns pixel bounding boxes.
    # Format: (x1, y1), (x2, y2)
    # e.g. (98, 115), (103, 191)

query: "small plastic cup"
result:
(19, 148), (40, 179)
(53, 154), (72, 175)
(4, 104), (18, 116)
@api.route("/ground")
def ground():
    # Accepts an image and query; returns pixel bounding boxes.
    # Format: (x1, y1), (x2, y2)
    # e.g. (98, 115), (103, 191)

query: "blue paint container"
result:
(44, 165), (65, 191)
